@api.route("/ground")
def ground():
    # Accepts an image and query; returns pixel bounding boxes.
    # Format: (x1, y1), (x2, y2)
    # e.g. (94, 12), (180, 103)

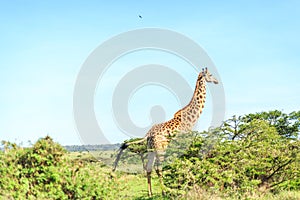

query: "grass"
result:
(117, 173), (164, 199)
(115, 173), (300, 200)
(262, 191), (300, 200)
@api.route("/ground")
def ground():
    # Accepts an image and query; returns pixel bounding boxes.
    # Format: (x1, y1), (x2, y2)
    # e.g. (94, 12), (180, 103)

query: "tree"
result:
(242, 110), (300, 139)
(163, 111), (300, 198)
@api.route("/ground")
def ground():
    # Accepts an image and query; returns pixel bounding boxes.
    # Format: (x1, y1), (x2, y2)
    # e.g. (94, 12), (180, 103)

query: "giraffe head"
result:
(200, 67), (218, 84)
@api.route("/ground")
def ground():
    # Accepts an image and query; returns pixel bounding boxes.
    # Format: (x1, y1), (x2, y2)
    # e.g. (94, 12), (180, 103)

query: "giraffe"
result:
(113, 67), (219, 196)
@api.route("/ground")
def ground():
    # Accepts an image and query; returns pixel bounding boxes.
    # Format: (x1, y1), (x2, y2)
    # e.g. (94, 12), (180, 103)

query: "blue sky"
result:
(1, 1), (299, 145)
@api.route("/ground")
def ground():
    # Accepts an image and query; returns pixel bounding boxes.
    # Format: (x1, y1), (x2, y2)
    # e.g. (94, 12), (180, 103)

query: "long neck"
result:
(174, 75), (207, 130)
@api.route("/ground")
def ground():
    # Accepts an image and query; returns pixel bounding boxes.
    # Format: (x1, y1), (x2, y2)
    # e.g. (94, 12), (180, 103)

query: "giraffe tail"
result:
(112, 137), (147, 172)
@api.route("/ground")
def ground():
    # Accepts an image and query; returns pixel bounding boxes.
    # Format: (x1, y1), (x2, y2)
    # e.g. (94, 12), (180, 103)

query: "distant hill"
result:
(0, 143), (121, 152)
(63, 143), (121, 152)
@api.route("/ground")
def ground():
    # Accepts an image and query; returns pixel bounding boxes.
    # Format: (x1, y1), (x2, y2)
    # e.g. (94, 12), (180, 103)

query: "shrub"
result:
(163, 118), (300, 198)
(0, 136), (123, 199)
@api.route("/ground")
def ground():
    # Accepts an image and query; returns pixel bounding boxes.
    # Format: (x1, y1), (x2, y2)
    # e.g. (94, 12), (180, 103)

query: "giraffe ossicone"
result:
(113, 67), (219, 197)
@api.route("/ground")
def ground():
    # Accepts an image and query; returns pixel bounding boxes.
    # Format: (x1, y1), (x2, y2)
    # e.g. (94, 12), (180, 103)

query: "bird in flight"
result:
(139, 15), (142, 19)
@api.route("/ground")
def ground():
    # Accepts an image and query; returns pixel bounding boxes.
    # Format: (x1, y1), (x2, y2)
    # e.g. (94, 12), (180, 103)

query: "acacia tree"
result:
(241, 110), (300, 139)
(221, 110), (300, 140)
(163, 111), (300, 198)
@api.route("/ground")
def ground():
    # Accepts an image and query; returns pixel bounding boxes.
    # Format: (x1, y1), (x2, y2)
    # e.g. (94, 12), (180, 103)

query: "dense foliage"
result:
(1, 110), (299, 199)
(163, 110), (300, 198)
(0, 136), (122, 199)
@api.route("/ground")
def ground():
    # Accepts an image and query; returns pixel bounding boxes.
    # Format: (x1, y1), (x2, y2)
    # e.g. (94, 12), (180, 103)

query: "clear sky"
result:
(1, 1), (299, 145)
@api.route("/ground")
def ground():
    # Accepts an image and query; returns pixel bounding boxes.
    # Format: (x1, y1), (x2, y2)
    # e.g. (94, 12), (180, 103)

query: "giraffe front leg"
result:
(155, 150), (166, 196)
(146, 152), (155, 197)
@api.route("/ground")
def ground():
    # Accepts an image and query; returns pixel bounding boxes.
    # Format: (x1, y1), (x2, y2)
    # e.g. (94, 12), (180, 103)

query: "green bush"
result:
(163, 113), (300, 198)
(0, 136), (123, 199)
